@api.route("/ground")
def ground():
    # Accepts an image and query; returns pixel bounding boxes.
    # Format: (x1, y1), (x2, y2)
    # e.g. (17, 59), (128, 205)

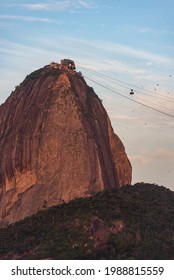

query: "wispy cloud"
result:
(0, 21), (14, 28)
(77, 0), (96, 8)
(110, 113), (140, 123)
(21, 0), (97, 11)
(1, 35), (174, 107)
(0, 15), (60, 23)
(130, 148), (174, 164)
(152, 148), (174, 161)
(137, 27), (152, 33)
(0, 40), (60, 61)
(122, 25), (174, 36)
(69, 37), (174, 66)
(79, 59), (147, 77)
(97, 41), (174, 66)
(129, 155), (148, 164)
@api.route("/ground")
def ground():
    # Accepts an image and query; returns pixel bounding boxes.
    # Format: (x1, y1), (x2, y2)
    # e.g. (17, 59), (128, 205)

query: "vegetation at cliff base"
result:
(0, 183), (174, 260)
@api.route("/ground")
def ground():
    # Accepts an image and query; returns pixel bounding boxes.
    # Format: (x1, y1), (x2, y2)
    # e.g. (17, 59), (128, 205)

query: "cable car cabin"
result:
(130, 89), (134, 95)
(60, 59), (76, 71)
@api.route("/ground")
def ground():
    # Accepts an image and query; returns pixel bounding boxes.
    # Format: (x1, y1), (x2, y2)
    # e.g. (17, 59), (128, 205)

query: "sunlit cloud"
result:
(130, 148), (174, 164)
(152, 148), (174, 160)
(129, 155), (148, 164)
(110, 114), (140, 123)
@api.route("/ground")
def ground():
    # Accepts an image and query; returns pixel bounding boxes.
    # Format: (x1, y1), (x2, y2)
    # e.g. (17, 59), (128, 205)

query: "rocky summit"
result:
(0, 60), (132, 227)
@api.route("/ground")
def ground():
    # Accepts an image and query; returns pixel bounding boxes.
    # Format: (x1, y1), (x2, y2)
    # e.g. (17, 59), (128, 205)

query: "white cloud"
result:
(138, 27), (152, 33)
(69, 37), (174, 66)
(146, 62), (153, 66)
(102, 42), (173, 66)
(0, 14), (61, 23)
(22, 1), (69, 11)
(1, 35), (174, 109)
(122, 25), (174, 37)
(79, 59), (147, 77)
(77, 0), (97, 9)
(21, 0), (97, 11)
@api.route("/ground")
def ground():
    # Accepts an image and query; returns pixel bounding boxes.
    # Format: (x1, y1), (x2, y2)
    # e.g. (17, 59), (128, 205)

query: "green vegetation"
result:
(22, 68), (45, 85)
(0, 183), (174, 259)
(21, 67), (62, 86)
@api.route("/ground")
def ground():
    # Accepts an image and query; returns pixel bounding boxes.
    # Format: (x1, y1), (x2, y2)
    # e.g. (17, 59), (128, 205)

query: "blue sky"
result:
(0, 0), (174, 190)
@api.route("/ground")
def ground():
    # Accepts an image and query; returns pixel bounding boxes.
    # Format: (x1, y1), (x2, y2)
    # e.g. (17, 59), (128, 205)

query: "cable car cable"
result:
(78, 65), (174, 102)
(83, 71), (174, 113)
(113, 85), (174, 113)
(84, 75), (174, 119)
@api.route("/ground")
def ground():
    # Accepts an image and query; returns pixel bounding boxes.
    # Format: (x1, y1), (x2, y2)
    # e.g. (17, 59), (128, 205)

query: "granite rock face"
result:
(0, 65), (132, 227)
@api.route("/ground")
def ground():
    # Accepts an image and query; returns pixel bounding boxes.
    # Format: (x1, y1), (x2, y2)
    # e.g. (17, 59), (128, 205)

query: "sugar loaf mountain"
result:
(0, 59), (174, 260)
(0, 59), (132, 227)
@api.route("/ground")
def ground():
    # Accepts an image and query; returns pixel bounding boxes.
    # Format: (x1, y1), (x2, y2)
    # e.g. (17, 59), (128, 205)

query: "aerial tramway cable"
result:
(107, 83), (174, 113)
(84, 75), (174, 119)
(78, 65), (174, 103)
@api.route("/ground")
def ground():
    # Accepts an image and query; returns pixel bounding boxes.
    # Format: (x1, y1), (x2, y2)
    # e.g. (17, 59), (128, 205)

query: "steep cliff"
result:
(0, 64), (132, 227)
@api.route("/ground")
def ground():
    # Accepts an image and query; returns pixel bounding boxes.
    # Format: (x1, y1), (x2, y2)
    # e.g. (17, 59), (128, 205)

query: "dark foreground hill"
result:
(0, 183), (174, 260)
